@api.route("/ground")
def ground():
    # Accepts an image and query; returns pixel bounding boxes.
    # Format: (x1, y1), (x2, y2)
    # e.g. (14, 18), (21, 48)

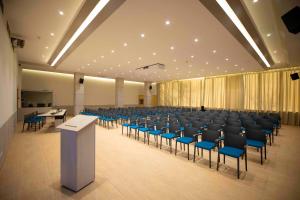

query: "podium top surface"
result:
(38, 109), (67, 117)
(57, 115), (98, 132)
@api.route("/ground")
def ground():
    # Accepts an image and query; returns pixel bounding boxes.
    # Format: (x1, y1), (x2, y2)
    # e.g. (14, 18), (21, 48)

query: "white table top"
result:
(38, 109), (67, 117)
(57, 115), (98, 132)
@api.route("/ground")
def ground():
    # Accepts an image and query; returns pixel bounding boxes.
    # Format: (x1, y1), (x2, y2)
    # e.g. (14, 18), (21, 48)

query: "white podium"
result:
(57, 115), (98, 192)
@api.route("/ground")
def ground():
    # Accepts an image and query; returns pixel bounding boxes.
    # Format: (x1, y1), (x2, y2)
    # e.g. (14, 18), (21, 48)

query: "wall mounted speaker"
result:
(281, 6), (300, 34)
(149, 85), (152, 90)
(290, 73), (299, 80)
(79, 78), (84, 84)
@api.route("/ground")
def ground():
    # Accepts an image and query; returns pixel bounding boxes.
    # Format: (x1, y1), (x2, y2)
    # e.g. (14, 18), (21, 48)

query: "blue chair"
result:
(193, 130), (220, 168)
(175, 127), (197, 160)
(121, 117), (136, 135)
(148, 123), (167, 147)
(160, 123), (181, 153)
(217, 134), (247, 179)
(246, 128), (267, 165)
(137, 121), (152, 143)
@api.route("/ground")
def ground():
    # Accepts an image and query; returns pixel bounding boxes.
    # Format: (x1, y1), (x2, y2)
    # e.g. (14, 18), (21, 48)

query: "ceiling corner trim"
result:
(198, 0), (274, 68)
(48, 0), (126, 67)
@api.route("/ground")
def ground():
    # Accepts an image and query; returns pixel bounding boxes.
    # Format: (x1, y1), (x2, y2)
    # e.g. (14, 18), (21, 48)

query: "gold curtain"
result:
(225, 75), (244, 110)
(158, 67), (300, 125)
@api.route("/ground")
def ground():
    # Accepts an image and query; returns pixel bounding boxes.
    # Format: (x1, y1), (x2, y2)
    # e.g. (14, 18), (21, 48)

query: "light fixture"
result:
(165, 20), (171, 25)
(252, 0), (259, 3)
(189, 64), (192, 67)
(173, 59), (177, 62)
(138, 57), (142, 60)
(58, 10), (64, 15)
(45, 46), (49, 49)
(205, 61), (209, 65)
(234, 64), (238, 67)
(176, 67), (179, 70)
(216, 66), (220, 70)
(212, 50), (217, 54)
(216, 0), (271, 67)
(93, 59), (97, 63)
(273, 50), (277, 54)
(128, 61), (131, 64)
(101, 55), (104, 59)
(123, 42), (128, 47)
(118, 64), (121, 67)
(225, 70), (228, 73)
(140, 33), (145, 38)
(170, 46), (174, 50)
(225, 58), (229, 61)
(111, 50), (115, 53)
(152, 52), (157, 56)
(50, 0), (110, 66)
(266, 33), (272, 37)
(87, 63), (90, 66)
(50, 33), (55, 36)
(190, 55), (194, 58)
(194, 38), (199, 42)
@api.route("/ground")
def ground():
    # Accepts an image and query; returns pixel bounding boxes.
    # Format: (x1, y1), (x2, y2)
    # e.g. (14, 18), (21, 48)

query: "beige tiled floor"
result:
(0, 122), (300, 200)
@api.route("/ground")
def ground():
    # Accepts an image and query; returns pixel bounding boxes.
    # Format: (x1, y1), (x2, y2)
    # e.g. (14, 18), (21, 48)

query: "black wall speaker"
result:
(281, 6), (300, 34)
(290, 73), (299, 80)
(149, 85), (152, 90)
(79, 78), (84, 84)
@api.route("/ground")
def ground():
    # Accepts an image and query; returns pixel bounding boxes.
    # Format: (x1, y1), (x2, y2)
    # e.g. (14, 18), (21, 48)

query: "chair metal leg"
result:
(187, 144), (189, 160)
(169, 139), (172, 153)
(223, 155), (225, 164)
(122, 126), (123, 135)
(217, 152), (220, 171)
(264, 144), (267, 159)
(245, 152), (248, 171)
(260, 147), (263, 165)
(22, 123), (25, 132)
(193, 146), (196, 162)
(160, 136), (163, 149)
(201, 148), (203, 157)
(209, 150), (211, 168)
(175, 141), (178, 156)
(237, 158), (240, 179)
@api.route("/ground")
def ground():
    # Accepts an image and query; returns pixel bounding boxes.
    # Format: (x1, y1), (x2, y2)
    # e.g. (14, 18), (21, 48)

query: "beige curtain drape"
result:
(158, 67), (300, 125)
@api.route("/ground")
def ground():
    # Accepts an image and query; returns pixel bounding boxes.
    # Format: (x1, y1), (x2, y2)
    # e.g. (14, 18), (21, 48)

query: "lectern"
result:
(57, 115), (98, 192)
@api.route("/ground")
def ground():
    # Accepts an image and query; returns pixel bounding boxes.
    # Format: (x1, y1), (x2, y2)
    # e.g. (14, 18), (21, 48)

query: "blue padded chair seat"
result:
(219, 146), (244, 158)
(122, 123), (130, 127)
(161, 133), (177, 139)
(263, 129), (272, 134)
(149, 130), (162, 135)
(247, 139), (264, 148)
(197, 130), (203, 134)
(176, 137), (194, 144)
(195, 141), (216, 150)
(130, 125), (139, 129)
(138, 127), (149, 132)
(180, 127), (184, 131)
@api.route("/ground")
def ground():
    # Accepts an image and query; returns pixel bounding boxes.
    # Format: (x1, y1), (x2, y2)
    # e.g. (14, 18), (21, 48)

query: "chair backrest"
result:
(202, 130), (220, 143)
(223, 126), (241, 135)
(207, 124), (222, 131)
(224, 134), (246, 150)
(183, 127), (196, 138)
(169, 123), (180, 133)
(245, 128), (266, 143)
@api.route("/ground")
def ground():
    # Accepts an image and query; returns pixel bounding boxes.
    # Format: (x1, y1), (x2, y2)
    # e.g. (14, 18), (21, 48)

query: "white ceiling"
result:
(242, 0), (300, 68)
(6, 0), (266, 82)
(4, 0), (84, 64)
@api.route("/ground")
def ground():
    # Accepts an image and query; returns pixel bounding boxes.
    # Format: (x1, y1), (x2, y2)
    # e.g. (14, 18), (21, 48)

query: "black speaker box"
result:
(290, 73), (299, 80)
(281, 6), (300, 34)
(79, 78), (84, 84)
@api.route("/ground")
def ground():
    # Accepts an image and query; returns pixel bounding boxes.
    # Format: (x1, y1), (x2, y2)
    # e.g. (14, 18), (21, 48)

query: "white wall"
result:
(0, 16), (18, 127)
(124, 81), (144, 105)
(22, 69), (74, 106)
(0, 13), (18, 167)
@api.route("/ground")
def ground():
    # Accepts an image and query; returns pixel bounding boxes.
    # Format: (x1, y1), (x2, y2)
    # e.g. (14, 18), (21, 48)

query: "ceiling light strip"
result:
(216, 0), (271, 67)
(50, 0), (110, 66)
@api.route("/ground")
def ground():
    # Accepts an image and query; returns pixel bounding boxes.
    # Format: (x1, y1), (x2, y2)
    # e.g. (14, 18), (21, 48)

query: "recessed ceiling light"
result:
(87, 63), (90, 66)
(266, 33), (272, 37)
(128, 61), (131, 64)
(170, 46), (174, 50)
(188, 71), (191, 74)
(225, 58), (229, 61)
(173, 59), (177, 62)
(50, 33), (55, 36)
(118, 64), (121, 67)
(45, 46), (49, 49)
(216, 66), (220, 70)
(176, 67), (179, 70)
(190, 55), (194, 58)
(165, 20), (171, 25)
(123, 42), (128, 47)
(152, 52), (157, 56)
(50, 0), (110, 66)
(194, 38), (199, 43)
(98, 72), (101, 74)
(225, 70), (228, 72)
(111, 50), (115, 53)
(42, 54), (45, 58)
(216, 0), (271, 67)
(110, 67), (113, 70)
(234, 64), (238, 67)
(212, 50), (217, 54)
(241, 68), (244, 71)
(101, 55), (104, 59)
(273, 50), (277, 54)
(138, 57), (142, 60)
(104, 69), (107, 71)
(93, 59), (96, 63)
(189, 64), (192, 67)
(58, 10), (64, 15)
(81, 66), (85, 69)
(205, 62), (209, 65)
(140, 33), (145, 38)
(253, 0), (259, 3)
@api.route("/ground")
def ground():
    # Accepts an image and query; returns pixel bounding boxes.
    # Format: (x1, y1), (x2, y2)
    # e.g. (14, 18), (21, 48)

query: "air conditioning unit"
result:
(11, 37), (25, 48)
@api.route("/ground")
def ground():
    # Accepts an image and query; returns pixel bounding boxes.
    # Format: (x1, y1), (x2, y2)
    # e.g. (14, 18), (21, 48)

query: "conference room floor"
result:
(0, 120), (300, 200)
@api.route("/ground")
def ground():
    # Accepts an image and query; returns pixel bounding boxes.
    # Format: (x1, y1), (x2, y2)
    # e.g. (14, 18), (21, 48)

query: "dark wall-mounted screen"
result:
(21, 90), (53, 107)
